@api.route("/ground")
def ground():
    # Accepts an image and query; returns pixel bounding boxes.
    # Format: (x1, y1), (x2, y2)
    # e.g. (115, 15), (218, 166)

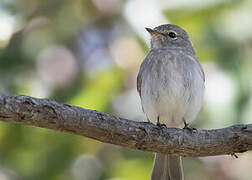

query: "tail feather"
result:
(151, 153), (183, 180)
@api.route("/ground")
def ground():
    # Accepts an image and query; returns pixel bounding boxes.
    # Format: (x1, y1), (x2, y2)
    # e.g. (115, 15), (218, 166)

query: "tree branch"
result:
(0, 94), (251, 157)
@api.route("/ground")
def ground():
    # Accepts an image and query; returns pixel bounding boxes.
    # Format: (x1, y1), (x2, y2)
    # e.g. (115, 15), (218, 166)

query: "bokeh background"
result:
(0, 0), (252, 179)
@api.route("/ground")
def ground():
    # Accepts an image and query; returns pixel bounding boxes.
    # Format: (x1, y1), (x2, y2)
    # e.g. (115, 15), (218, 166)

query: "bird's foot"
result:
(157, 121), (167, 128)
(231, 153), (239, 158)
(157, 116), (167, 128)
(183, 120), (197, 131)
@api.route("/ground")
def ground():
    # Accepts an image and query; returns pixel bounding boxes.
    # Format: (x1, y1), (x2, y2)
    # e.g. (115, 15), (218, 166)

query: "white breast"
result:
(140, 52), (204, 128)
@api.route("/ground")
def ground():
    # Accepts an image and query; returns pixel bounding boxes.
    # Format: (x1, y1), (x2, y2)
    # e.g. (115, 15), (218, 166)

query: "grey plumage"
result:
(137, 24), (205, 180)
(151, 154), (183, 180)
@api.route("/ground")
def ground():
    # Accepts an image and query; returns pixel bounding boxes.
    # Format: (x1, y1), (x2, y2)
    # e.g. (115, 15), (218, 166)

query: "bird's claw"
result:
(231, 153), (239, 158)
(183, 120), (197, 131)
(157, 121), (167, 128)
(157, 116), (167, 128)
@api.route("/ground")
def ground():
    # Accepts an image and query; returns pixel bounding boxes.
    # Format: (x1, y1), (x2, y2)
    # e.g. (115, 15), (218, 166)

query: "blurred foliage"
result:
(0, 0), (252, 179)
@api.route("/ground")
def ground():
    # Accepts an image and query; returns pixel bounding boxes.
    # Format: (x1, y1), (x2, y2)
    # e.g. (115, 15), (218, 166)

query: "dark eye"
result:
(168, 32), (176, 39)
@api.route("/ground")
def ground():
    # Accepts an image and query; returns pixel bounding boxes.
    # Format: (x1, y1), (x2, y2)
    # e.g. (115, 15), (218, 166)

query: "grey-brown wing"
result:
(137, 68), (142, 98)
(194, 57), (205, 82)
(137, 50), (156, 99)
(137, 55), (150, 98)
(137, 59), (148, 116)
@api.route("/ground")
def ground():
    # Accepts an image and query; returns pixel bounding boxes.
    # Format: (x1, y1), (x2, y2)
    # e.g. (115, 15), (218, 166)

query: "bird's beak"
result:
(145, 28), (160, 36)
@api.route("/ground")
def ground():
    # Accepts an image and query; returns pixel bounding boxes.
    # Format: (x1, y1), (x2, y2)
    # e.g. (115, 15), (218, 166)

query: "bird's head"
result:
(146, 24), (195, 55)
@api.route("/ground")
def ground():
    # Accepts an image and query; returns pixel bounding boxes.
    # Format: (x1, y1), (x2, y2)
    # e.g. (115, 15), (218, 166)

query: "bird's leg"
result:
(157, 116), (167, 128)
(231, 153), (239, 158)
(183, 118), (197, 131)
(183, 119), (189, 129)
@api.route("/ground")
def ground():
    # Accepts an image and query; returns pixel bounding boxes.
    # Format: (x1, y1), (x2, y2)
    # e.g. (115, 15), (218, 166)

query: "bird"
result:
(137, 24), (205, 180)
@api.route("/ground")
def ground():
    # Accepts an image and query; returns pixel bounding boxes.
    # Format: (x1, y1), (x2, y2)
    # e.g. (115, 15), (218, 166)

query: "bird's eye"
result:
(168, 32), (177, 39)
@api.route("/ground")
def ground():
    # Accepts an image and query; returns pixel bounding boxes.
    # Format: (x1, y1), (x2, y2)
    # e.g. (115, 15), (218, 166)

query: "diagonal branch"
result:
(0, 94), (251, 157)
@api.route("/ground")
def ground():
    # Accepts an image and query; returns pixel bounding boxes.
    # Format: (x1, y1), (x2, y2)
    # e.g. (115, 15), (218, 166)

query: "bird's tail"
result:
(151, 153), (183, 180)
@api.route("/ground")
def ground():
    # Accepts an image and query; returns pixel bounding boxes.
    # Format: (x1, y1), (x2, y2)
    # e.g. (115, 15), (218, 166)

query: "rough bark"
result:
(0, 94), (251, 157)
